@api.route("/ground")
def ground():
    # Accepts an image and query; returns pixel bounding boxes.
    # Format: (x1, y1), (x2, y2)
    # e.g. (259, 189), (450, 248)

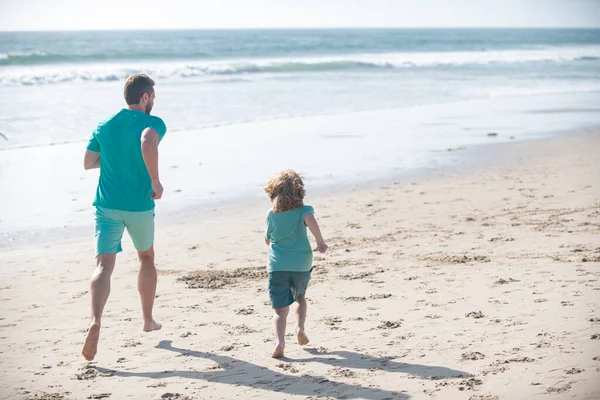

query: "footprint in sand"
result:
(370, 293), (393, 299)
(147, 382), (167, 388)
(220, 344), (235, 352)
(161, 394), (193, 400)
(228, 325), (256, 335)
(276, 363), (299, 373)
(534, 341), (552, 349)
(462, 352), (485, 361)
(24, 392), (67, 400)
(87, 394), (111, 399)
(122, 339), (142, 348)
(457, 378), (483, 391)
(377, 320), (402, 329)
(547, 382), (574, 394)
(466, 311), (485, 319)
(72, 291), (88, 299)
(76, 365), (113, 381)
(493, 357), (535, 365)
(582, 256), (600, 262)
(342, 296), (367, 302)
(565, 367), (584, 374)
(321, 316), (343, 329)
(494, 278), (519, 286)
(329, 367), (357, 378)
(311, 346), (328, 354)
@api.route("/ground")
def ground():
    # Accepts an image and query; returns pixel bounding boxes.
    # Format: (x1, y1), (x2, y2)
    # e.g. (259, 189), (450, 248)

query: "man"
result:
(82, 74), (167, 361)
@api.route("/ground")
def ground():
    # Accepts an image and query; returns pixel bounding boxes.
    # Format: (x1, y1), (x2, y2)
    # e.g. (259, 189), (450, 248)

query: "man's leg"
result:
(82, 253), (116, 361)
(124, 209), (161, 332)
(138, 246), (161, 332)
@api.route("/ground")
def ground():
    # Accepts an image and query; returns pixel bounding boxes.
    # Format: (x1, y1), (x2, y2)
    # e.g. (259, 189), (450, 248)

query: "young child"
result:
(264, 169), (328, 358)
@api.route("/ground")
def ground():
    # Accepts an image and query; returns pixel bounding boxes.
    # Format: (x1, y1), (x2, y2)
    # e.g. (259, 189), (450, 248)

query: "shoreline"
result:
(2, 89), (600, 244)
(2, 126), (598, 253)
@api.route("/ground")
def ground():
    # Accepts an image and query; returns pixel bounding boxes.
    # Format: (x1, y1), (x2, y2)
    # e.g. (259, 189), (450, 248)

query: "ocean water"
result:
(1, 29), (600, 149)
(1, 29), (599, 243)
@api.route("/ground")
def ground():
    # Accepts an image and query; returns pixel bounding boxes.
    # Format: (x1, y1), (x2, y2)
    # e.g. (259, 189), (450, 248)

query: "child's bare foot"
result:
(297, 329), (310, 346)
(143, 319), (162, 332)
(271, 345), (285, 358)
(82, 322), (100, 361)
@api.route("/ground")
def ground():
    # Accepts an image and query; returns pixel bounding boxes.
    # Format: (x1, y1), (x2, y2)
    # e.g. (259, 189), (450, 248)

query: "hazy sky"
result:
(0, 0), (599, 31)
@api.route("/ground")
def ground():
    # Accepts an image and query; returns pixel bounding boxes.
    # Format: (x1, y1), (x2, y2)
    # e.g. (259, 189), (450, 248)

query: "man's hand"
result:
(316, 242), (328, 254)
(151, 180), (164, 200)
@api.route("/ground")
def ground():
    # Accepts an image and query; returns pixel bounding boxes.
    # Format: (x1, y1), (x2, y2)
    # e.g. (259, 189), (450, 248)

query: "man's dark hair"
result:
(124, 74), (155, 105)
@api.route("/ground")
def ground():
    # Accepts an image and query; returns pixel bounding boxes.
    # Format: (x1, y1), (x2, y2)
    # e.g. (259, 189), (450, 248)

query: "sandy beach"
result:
(1, 131), (599, 400)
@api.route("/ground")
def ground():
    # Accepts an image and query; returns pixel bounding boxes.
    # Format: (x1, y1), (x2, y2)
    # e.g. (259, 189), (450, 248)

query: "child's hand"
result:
(316, 242), (328, 254)
(305, 214), (327, 253)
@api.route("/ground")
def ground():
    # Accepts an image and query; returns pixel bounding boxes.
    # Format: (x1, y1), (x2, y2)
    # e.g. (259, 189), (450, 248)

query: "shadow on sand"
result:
(95, 340), (472, 399)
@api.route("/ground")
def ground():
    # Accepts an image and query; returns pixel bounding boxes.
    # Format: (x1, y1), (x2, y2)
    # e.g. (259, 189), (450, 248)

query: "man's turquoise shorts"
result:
(94, 207), (155, 255)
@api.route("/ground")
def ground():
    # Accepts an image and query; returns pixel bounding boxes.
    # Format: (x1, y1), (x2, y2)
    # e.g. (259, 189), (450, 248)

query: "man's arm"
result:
(304, 213), (328, 253)
(141, 127), (164, 200)
(83, 150), (100, 170)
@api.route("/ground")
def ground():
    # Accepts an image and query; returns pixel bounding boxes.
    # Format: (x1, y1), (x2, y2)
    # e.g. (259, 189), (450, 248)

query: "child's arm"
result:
(265, 213), (271, 246)
(304, 214), (328, 253)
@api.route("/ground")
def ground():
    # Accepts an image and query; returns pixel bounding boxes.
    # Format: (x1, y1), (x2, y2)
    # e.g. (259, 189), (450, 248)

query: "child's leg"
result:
(294, 295), (310, 345)
(272, 306), (289, 358)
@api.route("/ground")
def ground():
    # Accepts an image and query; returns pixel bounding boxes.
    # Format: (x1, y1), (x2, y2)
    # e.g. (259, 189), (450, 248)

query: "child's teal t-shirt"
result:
(265, 205), (314, 273)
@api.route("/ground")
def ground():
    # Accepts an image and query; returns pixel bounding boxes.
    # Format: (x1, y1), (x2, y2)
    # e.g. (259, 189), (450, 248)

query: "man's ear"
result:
(141, 92), (150, 102)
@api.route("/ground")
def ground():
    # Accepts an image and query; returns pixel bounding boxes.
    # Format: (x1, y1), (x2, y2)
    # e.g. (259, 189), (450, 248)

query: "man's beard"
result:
(145, 104), (153, 114)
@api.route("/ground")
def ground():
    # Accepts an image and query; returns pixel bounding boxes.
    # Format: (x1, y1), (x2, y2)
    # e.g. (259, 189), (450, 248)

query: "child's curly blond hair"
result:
(264, 169), (305, 213)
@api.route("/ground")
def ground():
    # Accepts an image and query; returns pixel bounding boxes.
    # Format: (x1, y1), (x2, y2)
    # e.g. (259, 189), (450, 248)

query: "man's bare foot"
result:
(82, 323), (100, 361)
(143, 320), (162, 332)
(297, 329), (310, 346)
(271, 345), (285, 358)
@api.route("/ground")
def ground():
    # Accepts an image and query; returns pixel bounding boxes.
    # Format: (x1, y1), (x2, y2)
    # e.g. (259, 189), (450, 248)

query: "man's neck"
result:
(128, 104), (146, 113)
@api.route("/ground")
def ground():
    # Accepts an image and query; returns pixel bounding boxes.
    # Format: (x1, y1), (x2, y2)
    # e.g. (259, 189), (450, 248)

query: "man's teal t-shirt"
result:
(265, 205), (314, 273)
(87, 109), (167, 212)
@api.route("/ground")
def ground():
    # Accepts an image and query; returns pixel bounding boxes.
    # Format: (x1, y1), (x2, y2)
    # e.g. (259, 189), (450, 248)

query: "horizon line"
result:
(1, 26), (599, 33)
